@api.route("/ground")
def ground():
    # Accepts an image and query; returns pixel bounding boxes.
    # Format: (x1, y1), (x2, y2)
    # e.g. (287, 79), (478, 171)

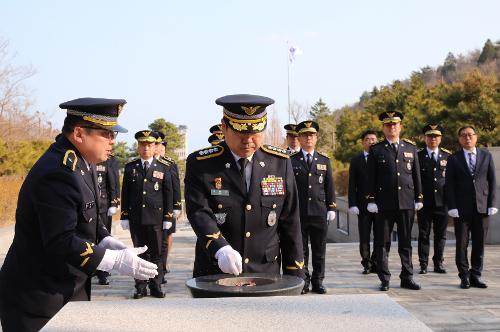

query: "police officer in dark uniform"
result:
(290, 121), (336, 294)
(120, 130), (173, 299)
(153, 131), (181, 281)
(185, 94), (305, 280)
(95, 154), (121, 285)
(446, 125), (497, 289)
(348, 130), (378, 274)
(417, 124), (451, 274)
(0, 98), (157, 331)
(208, 133), (224, 146)
(366, 110), (423, 291)
(284, 123), (300, 154)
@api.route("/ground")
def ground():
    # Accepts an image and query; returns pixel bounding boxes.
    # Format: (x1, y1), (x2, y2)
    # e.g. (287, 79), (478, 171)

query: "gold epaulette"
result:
(157, 157), (172, 167)
(162, 155), (176, 164)
(441, 148), (452, 154)
(62, 150), (78, 171)
(195, 145), (224, 161)
(317, 151), (330, 158)
(261, 145), (289, 158)
(402, 138), (416, 145)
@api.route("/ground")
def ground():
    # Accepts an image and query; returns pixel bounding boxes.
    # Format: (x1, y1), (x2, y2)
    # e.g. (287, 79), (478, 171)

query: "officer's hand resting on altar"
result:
(215, 245), (243, 275)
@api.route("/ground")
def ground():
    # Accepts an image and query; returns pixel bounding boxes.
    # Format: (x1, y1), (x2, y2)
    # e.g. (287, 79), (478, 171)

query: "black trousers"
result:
(417, 207), (448, 267)
(454, 213), (489, 279)
(130, 223), (164, 291)
(300, 215), (328, 286)
(358, 211), (377, 269)
(374, 209), (415, 282)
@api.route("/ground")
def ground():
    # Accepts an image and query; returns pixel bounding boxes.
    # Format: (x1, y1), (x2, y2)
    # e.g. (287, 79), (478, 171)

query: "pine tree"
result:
(309, 98), (331, 120)
(477, 39), (498, 64)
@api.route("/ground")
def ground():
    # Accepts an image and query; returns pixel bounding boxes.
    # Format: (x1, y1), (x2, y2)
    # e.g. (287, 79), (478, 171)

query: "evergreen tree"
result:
(309, 98), (331, 120)
(478, 39), (498, 64)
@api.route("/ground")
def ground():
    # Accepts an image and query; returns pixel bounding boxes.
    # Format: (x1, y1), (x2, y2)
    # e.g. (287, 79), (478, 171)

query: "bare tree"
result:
(289, 100), (309, 124)
(263, 107), (284, 146)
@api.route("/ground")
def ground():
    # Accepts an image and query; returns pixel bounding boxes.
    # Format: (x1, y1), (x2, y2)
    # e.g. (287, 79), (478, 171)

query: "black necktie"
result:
(238, 158), (248, 191)
(430, 152), (437, 166)
(306, 153), (312, 169)
(143, 160), (150, 174)
(391, 143), (398, 154)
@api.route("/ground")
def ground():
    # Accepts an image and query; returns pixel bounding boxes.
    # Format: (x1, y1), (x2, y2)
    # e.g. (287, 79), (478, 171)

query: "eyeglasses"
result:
(459, 133), (476, 138)
(81, 126), (118, 140)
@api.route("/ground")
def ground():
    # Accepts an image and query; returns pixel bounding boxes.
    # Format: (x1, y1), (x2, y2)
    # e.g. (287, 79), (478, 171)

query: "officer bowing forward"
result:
(185, 94), (305, 280)
(290, 120), (336, 294)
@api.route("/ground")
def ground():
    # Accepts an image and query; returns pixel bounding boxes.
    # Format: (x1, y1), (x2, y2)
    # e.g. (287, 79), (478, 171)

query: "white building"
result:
(174, 125), (188, 160)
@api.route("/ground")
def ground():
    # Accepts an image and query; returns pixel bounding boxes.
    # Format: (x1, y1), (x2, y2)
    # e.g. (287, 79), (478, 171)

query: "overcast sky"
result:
(2, 0), (499, 151)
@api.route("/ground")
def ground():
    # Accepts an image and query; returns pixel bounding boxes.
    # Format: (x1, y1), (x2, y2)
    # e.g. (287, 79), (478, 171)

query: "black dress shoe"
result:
(433, 265), (446, 274)
(470, 277), (487, 288)
(379, 281), (389, 291)
(419, 266), (427, 274)
(460, 278), (470, 289)
(362, 267), (370, 275)
(301, 284), (309, 294)
(311, 285), (327, 294)
(98, 276), (109, 285)
(370, 265), (377, 273)
(133, 288), (147, 299)
(161, 276), (168, 284)
(150, 287), (166, 298)
(400, 279), (421, 290)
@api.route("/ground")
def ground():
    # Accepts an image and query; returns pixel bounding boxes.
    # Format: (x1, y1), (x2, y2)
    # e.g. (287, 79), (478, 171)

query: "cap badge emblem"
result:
(242, 105), (259, 116)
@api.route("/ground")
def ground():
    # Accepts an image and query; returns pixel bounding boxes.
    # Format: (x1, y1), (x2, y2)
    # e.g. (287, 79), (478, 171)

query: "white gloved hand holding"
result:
(488, 207), (498, 216)
(415, 202), (424, 211)
(348, 206), (360, 215)
(107, 206), (117, 216)
(448, 209), (459, 218)
(367, 203), (378, 213)
(98, 236), (127, 250)
(215, 245), (242, 276)
(162, 221), (173, 230)
(120, 219), (129, 230)
(327, 211), (336, 223)
(112, 246), (158, 280)
(173, 209), (181, 219)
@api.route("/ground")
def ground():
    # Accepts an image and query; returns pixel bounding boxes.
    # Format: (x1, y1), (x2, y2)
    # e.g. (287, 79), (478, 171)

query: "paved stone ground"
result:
(1, 220), (500, 331)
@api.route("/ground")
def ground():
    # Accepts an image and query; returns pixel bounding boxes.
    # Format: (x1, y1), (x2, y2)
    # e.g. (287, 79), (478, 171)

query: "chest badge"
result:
(261, 175), (285, 196)
(440, 160), (447, 167)
(215, 213), (227, 225)
(98, 174), (103, 184)
(259, 161), (265, 168)
(407, 162), (412, 171)
(319, 174), (324, 184)
(214, 177), (222, 190)
(225, 163), (231, 168)
(154, 182), (160, 191)
(267, 210), (277, 226)
(153, 170), (164, 180)
(404, 152), (413, 158)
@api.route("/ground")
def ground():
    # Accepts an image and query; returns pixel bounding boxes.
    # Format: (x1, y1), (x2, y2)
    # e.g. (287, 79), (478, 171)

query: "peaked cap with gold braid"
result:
(422, 124), (443, 136)
(135, 130), (160, 143)
(296, 120), (319, 134)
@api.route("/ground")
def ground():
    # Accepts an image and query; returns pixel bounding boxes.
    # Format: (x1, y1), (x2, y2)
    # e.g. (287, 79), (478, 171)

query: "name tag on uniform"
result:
(153, 171), (164, 179)
(261, 175), (285, 196)
(85, 201), (95, 209)
(96, 165), (106, 172)
(404, 152), (413, 158)
(316, 164), (327, 171)
(211, 189), (229, 196)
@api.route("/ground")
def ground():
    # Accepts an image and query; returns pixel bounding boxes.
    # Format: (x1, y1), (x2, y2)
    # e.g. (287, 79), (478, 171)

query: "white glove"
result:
(112, 246), (158, 280)
(488, 207), (498, 216)
(215, 245), (242, 276)
(98, 236), (127, 250)
(448, 209), (459, 218)
(415, 202), (423, 211)
(163, 221), (173, 230)
(348, 206), (360, 215)
(173, 209), (181, 219)
(367, 203), (378, 213)
(107, 206), (117, 216)
(120, 219), (129, 230)
(327, 211), (336, 222)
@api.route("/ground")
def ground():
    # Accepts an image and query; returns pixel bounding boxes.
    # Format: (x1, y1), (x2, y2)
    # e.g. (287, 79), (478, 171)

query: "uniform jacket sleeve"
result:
(171, 163), (182, 210)
(366, 146), (377, 203)
(412, 148), (423, 203)
(325, 157), (337, 211)
(34, 170), (106, 275)
(486, 152), (497, 208)
(162, 167), (174, 220)
(120, 164), (131, 219)
(107, 157), (121, 208)
(348, 156), (358, 208)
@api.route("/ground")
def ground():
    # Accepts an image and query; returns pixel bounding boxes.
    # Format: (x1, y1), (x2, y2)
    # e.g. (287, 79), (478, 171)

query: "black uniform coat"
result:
(290, 150), (336, 217)
(185, 142), (305, 278)
(445, 148), (497, 215)
(121, 158), (173, 225)
(348, 153), (370, 212)
(367, 139), (423, 210)
(0, 136), (108, 331)
(96, 155), (121, 214)
(418, 148), (450, 210)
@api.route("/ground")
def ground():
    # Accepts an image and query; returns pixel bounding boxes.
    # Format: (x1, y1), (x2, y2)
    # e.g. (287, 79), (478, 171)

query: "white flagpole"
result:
(287, 48), (291, 124)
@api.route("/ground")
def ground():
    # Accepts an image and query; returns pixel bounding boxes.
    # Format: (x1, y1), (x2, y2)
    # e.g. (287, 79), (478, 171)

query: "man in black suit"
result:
(120, 130), (174, 299)
(0, 98), (157, 331)
(348, 130), (378, 274)
(284, 124), (300, 154)
(445, 125), (497, 289)
(366, 110), (423, 291)
(185, 94), (305, 281)
(417, 124), (451, 275)
(291, 120), (336, 294)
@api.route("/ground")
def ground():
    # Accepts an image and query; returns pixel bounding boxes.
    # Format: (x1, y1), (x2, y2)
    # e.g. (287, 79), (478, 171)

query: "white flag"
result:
(288, 45), (303, 64)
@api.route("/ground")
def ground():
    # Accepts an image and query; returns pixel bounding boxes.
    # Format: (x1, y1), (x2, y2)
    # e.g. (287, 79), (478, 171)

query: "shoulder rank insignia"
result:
(162, 155), (176, 164)
(63, 150), (78, 171)
(440, 147), (452, 154)
(317, 151), (330, 158)
(417, 148), (424, 152)
(157, 157), (172, 167)
(289, 151), (300, 157)
(402, 138), (416, 145)
(261, 145), (289, 158)
(195, 145), (224, 161)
